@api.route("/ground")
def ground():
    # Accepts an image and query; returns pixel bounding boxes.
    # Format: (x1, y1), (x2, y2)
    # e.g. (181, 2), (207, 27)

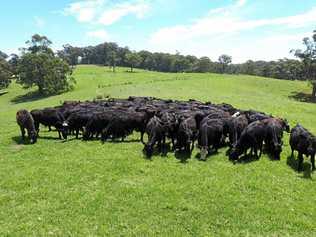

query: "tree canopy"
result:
(292, 30), (316, 97)
(0, 58), (12, 89)
(125, 52), (142, 72)
(17, 35), (75, 95)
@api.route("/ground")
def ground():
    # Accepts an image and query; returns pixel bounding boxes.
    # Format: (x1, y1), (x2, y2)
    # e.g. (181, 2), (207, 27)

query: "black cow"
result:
(262, 118), (289, 160)
(159, 111), (179, 149)
(16, 109), (37, 144)
(143, 116), (166, 157)
(64, 111), (95, 139)
(228, 114), (248, 147)
(31, 108), (68, 139)
(175, 116), (198, 154)
(290, 124), (316, 171)
(101, 113), (133, 142)
(83, 111), (115, 140)
(229, 121), (267, 161)
(198, 118), (224, 160)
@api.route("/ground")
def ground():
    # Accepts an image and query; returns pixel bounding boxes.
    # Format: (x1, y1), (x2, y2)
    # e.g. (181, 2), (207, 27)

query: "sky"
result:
(1, 0), (316, 63)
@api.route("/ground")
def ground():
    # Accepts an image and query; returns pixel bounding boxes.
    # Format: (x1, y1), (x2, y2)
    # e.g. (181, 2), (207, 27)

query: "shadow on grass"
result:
(286, 155), (313, 179)
(175, 150), (191, 163)
(232, 154), (260, 164)
(11, 136), (30, 145)
(37, 135), (61, 141)
(289, 91), (316, 104)
(11, 91), (52, 104)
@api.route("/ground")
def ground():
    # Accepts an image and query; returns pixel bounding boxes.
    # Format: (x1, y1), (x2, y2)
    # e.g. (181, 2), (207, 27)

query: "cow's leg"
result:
(190, 140), (195, 152)
(35, 122), (40, 135)
(298, 153), (303, 171)
(311, 155), (315, 171)
(48, 126), (52, 132)
(258, 143), (263, 158)
(253, 146), (258, 158)
(96, 132), (100, 139)
(161, 136), (166, 155)
(157, 139), (162, 152)
(171, 136), (175, 150)
(200, 147), (208, 161)
(58, 130), (62, 139)
(75, 129), (79, 139)
(20, 126), (25, 140)
(250, 146), (253, 155)
(140, 131), (145, 144)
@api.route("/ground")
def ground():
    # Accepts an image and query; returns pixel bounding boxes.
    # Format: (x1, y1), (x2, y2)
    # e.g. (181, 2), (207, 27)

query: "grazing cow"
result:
(101, 113), (134, 142)
(228, 114), (248, 147)
(289, 124), (316, 171)
(31, 108), (68, 139)
(83, 112), (115, 140)
(175, 116), (198, 154)
(263, 119), (283, 160)
(159, 111), (179, 149)
(128, 110), (152, 143)
(16, 109), (37, 144)
(143, 116), (166, 157)
(261, 118), (289, 160)
(64, 111), (94, 139)
(198, 118), (224, 160)
(229, 121), (267, 161)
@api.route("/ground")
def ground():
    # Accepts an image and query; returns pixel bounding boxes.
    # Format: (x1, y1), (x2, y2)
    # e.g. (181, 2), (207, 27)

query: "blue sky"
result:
(1, 0), (316, 63)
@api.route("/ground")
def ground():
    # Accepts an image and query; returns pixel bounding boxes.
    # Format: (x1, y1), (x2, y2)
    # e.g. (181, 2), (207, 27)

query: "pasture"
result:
(1, 65), (316, 236)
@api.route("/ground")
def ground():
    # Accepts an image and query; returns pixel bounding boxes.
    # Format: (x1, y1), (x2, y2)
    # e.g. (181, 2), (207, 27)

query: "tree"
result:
(0, 58), (12, 89)
(106, 51), (119, 72)
(17, 35), (75, 95)
(57, 44), (82, 66)
(195, 57), (212, 72)
(218, 54), (232, 73)
(292, 30), (316, 98)
(8, 54), (19, 75)
(24, 34), (54, 55)
(125, 52), (142, 72)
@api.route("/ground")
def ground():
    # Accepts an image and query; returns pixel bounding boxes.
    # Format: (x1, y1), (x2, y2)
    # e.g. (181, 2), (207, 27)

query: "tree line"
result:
(0, 30), (315, 98)
(56, 42), (309, 81)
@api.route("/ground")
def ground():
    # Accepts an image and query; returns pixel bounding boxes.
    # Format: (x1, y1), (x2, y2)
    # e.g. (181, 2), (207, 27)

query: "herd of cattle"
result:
(16, 96), (316, 171)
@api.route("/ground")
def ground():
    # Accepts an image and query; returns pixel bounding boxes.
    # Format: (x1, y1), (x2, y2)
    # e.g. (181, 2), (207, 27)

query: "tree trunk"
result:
(38, 85), (44, 95)
(131, 66), (133, 72)
(312, 83), (316, 99)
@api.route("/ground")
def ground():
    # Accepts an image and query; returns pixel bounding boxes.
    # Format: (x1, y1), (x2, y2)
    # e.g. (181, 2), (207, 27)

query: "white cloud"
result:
(64, 0), (149, 25)
(149, 2), (316, 45)
(236, 0), (247, 7)
(147, 0), (316, 62)
(86, 29), (110, 40)
(64, 0), (104, 23)
(34, 16), (45, 28)
(98, 1), (150, 25)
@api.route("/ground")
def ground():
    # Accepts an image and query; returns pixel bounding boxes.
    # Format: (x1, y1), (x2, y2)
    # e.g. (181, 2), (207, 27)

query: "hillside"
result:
(1, 65), (316, 236)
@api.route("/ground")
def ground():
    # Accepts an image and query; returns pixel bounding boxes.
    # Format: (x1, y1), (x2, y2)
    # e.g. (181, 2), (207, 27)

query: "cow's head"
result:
(143, 144), (154, 158)
(273, 143), (282, 160)
(29, 130), (37, 144)
(229, 146), (242, 161)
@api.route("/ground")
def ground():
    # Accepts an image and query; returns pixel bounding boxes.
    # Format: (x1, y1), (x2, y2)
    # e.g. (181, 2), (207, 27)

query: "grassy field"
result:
(1, 65), (316, 236)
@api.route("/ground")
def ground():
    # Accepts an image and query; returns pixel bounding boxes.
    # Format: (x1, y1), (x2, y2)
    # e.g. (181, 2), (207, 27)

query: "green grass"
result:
(1, 65), (316, 236)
